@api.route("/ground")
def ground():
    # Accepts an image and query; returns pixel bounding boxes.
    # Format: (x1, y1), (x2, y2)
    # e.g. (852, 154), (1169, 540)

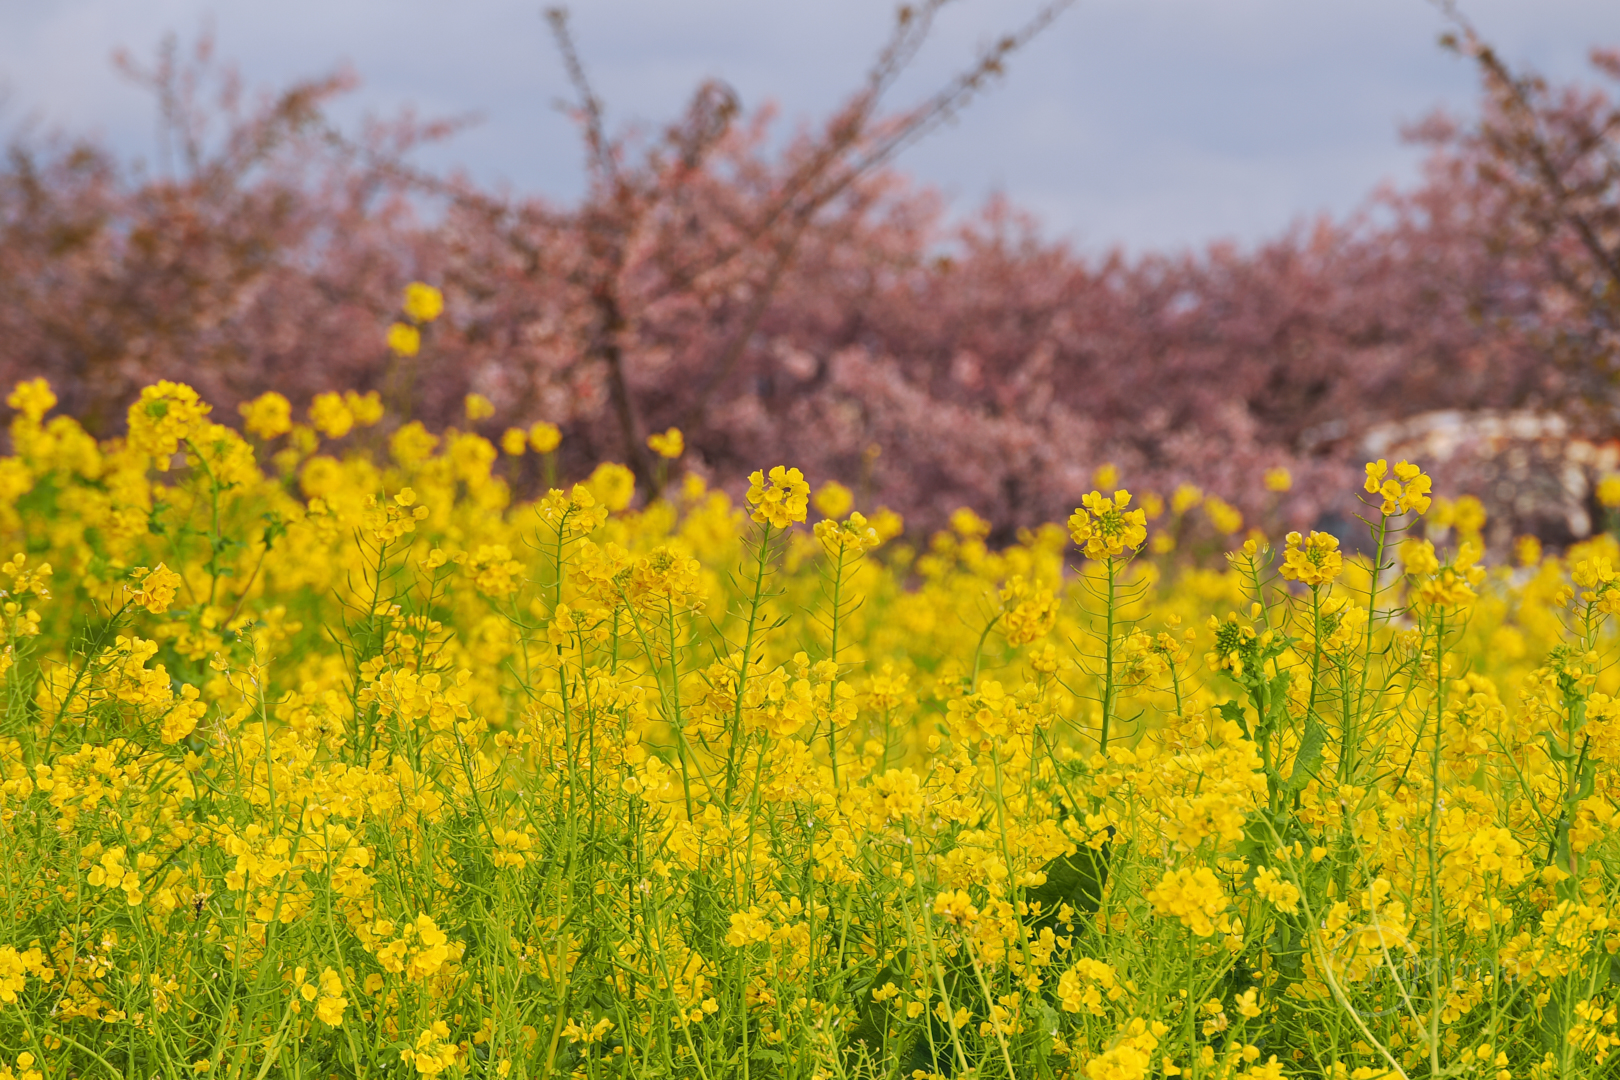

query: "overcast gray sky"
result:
(0, 0), (1613, 253)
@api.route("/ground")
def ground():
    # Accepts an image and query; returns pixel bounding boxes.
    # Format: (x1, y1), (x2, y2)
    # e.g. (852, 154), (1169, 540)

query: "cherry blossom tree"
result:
(2, 16), (1616, 543)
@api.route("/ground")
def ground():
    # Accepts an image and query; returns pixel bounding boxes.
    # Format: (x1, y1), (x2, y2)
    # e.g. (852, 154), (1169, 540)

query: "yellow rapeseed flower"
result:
(1364, 458), (1432, 516)
(1453, 493), (1486, 536)
(6, 379), (56, 424)
(814, 512), (881, 559)
(1252, 866), (1300, 913)
(1412, 541), (1485, 609)
(346, 390), (385, 426)
(126, 563), (183, 614)
(725, 908), (773, 947)
(309, 392), (355, 439)
(315, 967), (348, 1027)
(238, 392), (293, 439)
(1400, 538), (1440, 578)
(1203, 496), (1243, 536)
(465, 393), (496, 421)
(998, 575), (1058, 646)
(9, 375), (1614, 1077)
(465, 544), (523, 596)
(402, 282), (445, 324)
(127, 381), (210, 466)
(387, 322), (422, 357)
(647, 427), (684, 459)
(1514, 534), (1543, 567)
(869, 506), (904, 543)
(1146, 867), (1228, 937)
(932, 889), (979, 926)
(1068, 490), (1147, 560)
(587, 462), (636, 512)
(812, 480), (853, 520)
(747, 466), (810, 529)
(1279, 530), (1342, 587)
(1, 553), (51, 599)
(951, 506), (991, 539)
(401, 1020), (457, 1076)
(529, 421), (562, 454)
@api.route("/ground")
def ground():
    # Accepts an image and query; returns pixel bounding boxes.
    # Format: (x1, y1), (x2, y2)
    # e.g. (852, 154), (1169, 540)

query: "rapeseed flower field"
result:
(0, 367), (1618, 1080)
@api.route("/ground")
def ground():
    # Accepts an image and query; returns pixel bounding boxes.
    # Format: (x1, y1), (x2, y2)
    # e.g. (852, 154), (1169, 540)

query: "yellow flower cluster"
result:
(239, 391), (293, 439)
(647, 427), (685, 459)
(1068, 489), (1148, 560)
(1145, 866), (1231, 937)
(388, 281), (445, 358)
(125, 563), (182, 614)
(4, 380), (55, 424)
(1279, 529), (1340, 586)
(1364, 457), (1433, 515)
(126, 380), (211, 467)
(746, 464), (810, 528)
(528, 420), (562, 454)
(0, 376), (1614, 1079)
(309, 390), (384, 439)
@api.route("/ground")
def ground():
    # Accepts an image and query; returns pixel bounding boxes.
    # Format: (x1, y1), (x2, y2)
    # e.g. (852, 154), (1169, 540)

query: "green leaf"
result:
(1268, 669), (1293, 703)
(1255, 670), (1293, 740)
(1216, 700), (1249, 738)
(1025, 843), (1111, 931)
(1287, 716), (1326, 793)
(1576, 762), (1597, 803)
(1236, 807), (1302, 869)
(1540, 731), (1579, 762)
(844, 950), (909, 1055)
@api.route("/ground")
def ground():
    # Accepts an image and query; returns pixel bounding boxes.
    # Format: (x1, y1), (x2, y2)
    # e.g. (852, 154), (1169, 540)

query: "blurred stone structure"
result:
(1360, 410), (1620, 552)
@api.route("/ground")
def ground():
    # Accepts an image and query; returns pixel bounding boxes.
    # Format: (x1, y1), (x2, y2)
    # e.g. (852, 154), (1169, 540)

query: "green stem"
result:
(725, 522), (774, 802)
(1100, 557), (1118, 755)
